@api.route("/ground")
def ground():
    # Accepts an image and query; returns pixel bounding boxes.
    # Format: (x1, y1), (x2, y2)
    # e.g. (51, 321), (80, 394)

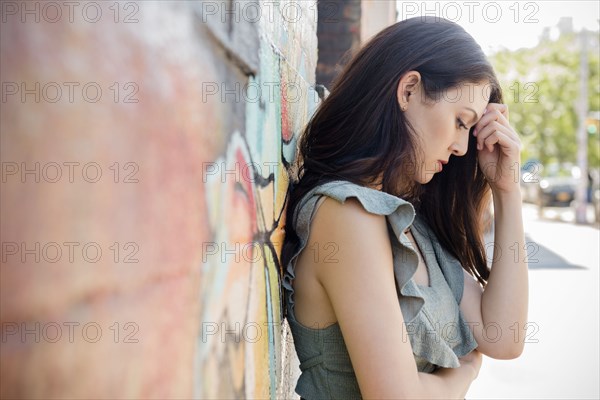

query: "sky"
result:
(396, 0), (600, 54)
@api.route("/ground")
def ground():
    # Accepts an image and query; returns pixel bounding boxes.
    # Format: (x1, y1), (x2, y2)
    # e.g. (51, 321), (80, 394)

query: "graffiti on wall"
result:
(196, 16), (321, 397)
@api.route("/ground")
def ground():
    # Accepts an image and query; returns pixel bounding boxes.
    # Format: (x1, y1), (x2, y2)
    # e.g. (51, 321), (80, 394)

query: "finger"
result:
(474, 108), (506, 137)
(476, 115), (520, 148)
(477, 121), (515, 150)
(490, 112), (520, 144)
(483, 132), (499, 153)
(474, 104), (511, 135)
(482, 128), (521, 154)
(500, 104), (509, 121)
(487, 103), (509, 120)
(477, 122), (519, 152)
(488, 104), (510, 127)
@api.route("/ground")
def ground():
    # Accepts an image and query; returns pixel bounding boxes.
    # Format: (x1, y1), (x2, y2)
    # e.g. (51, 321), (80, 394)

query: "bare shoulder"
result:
(308, 196), (392, 282)
(292, 195), (393, 329)
(309, 195), (390, 241)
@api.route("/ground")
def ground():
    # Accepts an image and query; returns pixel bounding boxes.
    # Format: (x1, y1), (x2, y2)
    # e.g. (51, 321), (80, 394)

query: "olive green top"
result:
(282, 180), (478, 399)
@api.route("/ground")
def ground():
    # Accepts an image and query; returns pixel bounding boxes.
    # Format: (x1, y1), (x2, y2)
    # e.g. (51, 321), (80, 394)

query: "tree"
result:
(490, 28), (600, 169)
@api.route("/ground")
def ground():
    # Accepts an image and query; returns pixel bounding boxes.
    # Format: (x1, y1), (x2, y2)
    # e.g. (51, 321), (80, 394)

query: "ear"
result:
(396, 70), (421, 108)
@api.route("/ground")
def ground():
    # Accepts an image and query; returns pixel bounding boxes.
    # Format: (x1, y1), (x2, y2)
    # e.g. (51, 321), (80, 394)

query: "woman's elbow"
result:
(481, 341), (525, 360)
(503, 342), (525, 359)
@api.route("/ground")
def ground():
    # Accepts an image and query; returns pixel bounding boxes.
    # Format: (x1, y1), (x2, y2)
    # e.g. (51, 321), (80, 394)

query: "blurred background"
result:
(1, 1), (598, 399)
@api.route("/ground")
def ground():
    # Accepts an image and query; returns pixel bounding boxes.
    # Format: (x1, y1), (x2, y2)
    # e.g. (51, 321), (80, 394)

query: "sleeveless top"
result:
(281, 180), (478, 399)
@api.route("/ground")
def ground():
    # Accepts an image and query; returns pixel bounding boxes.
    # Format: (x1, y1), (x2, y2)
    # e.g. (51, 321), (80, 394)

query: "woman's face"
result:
(398, 73), (490, 184)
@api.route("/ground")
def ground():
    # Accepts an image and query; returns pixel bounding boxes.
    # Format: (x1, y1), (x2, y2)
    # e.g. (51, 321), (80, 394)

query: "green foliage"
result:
(489, 29), (600, 168)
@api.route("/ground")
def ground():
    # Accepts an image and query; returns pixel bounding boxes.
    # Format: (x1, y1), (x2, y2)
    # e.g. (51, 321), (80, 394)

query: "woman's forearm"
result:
(481, 188), (529, 358)
(418, 364), (476, 399)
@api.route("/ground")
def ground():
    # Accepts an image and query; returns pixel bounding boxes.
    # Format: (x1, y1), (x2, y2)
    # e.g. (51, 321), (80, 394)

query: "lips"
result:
(437, 160), (448, 171)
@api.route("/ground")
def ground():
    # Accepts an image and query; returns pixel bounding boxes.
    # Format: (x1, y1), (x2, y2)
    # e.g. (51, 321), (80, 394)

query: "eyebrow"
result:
(465, 107), (479, 124)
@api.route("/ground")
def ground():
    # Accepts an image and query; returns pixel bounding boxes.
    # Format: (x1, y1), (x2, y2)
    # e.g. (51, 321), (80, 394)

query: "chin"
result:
(417, 173), (435, 184)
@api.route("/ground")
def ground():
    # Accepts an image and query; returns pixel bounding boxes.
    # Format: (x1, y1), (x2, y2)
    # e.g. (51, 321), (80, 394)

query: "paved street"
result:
(466, 204), (600, 399)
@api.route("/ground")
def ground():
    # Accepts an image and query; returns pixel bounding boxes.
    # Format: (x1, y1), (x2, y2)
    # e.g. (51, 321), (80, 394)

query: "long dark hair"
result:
(281, 17), (502, 296)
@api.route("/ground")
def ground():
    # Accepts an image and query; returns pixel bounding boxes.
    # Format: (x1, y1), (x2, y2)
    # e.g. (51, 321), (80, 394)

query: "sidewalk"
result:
(466, 204), (600, 398)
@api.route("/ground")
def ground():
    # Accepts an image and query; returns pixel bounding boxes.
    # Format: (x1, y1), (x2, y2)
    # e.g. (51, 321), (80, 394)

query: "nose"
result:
(451, 130), (470, 156)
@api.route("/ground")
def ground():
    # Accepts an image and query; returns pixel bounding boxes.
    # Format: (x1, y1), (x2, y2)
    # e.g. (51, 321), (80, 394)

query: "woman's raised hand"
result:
(472, 103), (523, 194)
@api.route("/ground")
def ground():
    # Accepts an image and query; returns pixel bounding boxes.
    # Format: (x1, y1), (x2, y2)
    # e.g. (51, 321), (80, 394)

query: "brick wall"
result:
(0, 1), (319, 398)
(316, 0), (362, 89)
(315, 0), (397, 90)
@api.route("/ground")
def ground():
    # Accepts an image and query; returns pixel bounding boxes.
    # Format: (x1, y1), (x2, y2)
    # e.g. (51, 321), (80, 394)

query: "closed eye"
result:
(457, 118), (469, 130)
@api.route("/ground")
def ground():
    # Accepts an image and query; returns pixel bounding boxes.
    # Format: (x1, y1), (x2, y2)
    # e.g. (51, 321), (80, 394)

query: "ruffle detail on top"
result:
(282, 180), (478, 372)
(402, 215), (479, 369)
(282, 180), (419, 319)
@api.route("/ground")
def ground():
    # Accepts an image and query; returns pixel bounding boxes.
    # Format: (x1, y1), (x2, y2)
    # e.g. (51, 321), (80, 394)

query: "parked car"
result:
(537, 163), (579, 209)
(520, 162), (597, 218)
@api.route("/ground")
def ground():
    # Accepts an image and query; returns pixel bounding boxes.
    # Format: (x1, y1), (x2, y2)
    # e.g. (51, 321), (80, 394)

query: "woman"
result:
(281, 17), (529, 399)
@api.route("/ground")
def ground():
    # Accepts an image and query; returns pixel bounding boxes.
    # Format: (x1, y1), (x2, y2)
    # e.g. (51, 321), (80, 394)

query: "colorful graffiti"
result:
(196, 4), (321, 395)
(198, 106), (320, 397)
(200, 130), (273, 398)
